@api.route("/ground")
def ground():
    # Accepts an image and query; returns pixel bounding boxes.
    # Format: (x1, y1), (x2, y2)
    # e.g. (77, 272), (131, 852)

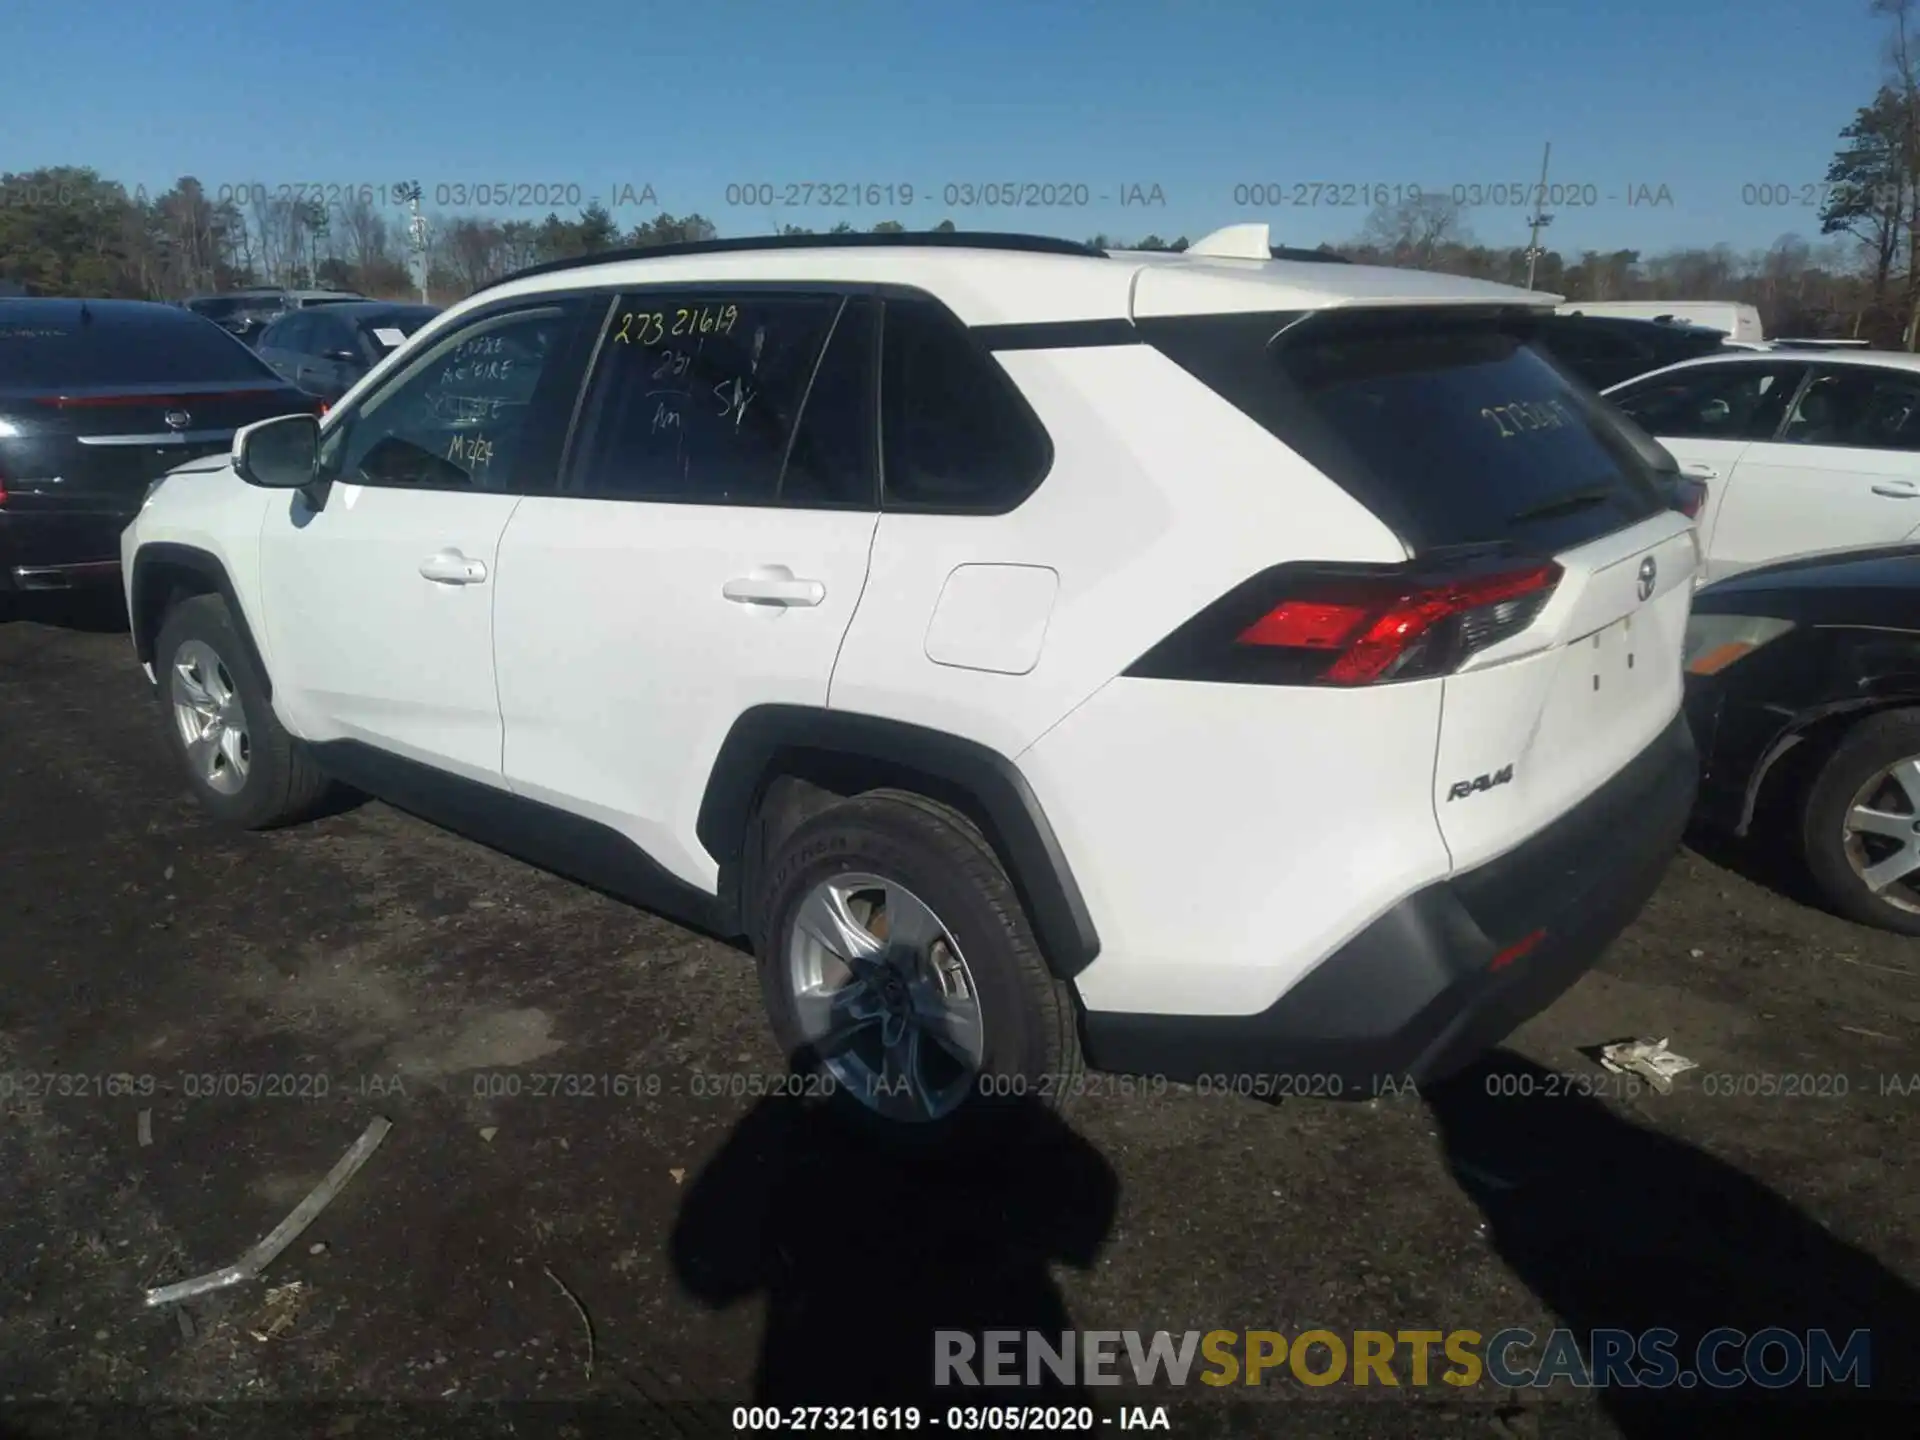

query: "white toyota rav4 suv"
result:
(121, 224), (1698, 1145)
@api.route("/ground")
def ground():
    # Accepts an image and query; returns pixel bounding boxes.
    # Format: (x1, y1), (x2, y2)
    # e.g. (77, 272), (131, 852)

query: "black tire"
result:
(754, 788), (1084, 1155)
(1802, 708), (1920, 935)
(152, 593), (331, 829)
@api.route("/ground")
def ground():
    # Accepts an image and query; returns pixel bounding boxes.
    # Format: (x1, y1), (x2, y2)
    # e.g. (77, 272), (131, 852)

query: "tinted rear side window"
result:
(0, 313), (278, 387)
(1140, 308), (1667, 554)
(880, 297), (1051, 512)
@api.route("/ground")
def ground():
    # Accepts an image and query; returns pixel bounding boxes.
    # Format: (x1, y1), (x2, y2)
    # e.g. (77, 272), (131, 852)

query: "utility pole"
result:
(1524, 141), (1553, 291)
(396, 181), (429, 304)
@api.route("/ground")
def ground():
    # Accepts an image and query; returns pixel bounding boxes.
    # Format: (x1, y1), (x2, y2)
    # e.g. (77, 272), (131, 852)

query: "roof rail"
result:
(1269, 245), (1351, 263)
(471, 230), (1110, 296)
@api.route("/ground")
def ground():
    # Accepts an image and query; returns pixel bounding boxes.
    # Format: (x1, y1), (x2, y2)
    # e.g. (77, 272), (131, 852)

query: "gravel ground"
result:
(0, 592), (1915, 1439)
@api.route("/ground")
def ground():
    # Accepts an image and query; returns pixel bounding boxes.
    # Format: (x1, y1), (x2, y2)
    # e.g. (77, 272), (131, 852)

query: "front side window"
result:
(569, 291), (852, 505)
(258, 314), (300, 351)
(277, 313), (317, 354)
(317, 299), (591, 493)
(1610, 361), (1809, 441)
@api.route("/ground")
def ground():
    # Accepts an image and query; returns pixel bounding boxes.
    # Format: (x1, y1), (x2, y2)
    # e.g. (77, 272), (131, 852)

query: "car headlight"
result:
(1684, 614), (1794, 675)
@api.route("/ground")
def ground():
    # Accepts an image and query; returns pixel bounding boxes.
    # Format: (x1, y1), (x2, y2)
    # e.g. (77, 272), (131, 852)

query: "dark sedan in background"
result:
(184, 288), (368, 346)
(0, 299), (320, 594)
(1685, 544), (1920, 933)
(254, 300), (439, 403)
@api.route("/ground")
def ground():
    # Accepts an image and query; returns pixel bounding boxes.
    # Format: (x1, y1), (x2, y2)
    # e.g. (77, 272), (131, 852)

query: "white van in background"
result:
(1557, 301), (1764, 344)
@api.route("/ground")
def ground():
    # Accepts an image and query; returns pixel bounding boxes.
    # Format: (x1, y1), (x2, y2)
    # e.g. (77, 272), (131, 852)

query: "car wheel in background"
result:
(1801, 707), (1920, 935)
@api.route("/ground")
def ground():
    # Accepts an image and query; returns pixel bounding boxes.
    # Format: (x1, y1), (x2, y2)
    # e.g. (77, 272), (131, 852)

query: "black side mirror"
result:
(234, 414), (319, 489)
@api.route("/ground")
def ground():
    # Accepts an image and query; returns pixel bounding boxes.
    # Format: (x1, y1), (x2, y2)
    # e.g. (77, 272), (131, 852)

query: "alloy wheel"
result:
(170, 639), (251, 797)
(783, 872), (987, 1123)
(1841, 753), (1920, 913)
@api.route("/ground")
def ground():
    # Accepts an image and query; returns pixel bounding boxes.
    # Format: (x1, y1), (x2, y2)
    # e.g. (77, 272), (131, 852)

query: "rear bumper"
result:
(0, 508), (131, 591)
(1080, 710), (1697, 1092)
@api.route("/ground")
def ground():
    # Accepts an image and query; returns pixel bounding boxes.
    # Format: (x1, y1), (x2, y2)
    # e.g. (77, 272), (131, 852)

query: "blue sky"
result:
(1, 0), (1894, 258)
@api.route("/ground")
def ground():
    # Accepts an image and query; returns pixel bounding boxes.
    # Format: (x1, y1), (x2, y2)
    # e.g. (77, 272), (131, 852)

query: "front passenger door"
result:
(256, 295), (600, 782)
(1608, 359), (1810, 581)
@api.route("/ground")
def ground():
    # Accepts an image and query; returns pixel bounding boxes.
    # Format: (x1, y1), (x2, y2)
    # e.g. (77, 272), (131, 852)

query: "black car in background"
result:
(0, 299), (320, 594)
(1533, 313), (1732, 392)
(1685, 544), (1920, 934)
(185, 287), (368, 346)
(255, 300), (439, 403)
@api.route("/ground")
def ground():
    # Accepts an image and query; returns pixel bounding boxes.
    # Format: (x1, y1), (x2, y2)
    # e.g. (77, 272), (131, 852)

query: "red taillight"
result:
(1236, 563), (1563, 685)
(1129, 558), (1564, 687)
(1237, 599), (1372, 650)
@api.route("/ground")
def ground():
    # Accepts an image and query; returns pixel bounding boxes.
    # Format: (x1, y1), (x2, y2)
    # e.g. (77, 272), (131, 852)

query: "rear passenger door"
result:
(492, 289), (880, 890)
(1707, 364), (1920, 574)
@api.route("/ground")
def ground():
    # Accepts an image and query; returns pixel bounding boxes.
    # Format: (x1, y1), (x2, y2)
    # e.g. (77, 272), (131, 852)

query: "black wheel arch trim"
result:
(697, 705), (1102, 978)
(129, 542), (273, 699)
(1737, 693), (1920, 836)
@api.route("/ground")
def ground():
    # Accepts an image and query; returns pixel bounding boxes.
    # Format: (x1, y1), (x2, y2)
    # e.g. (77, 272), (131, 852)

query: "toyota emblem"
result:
(164, 409), (191, 430)
(1636, 555), (1658, 602)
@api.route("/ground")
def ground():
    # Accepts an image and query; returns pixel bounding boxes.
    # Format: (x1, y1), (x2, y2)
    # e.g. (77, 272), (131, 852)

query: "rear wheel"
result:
(754, 790), (1083, 1152)
(154, 594), (330, 829)
(1802, 709), (1920, 935)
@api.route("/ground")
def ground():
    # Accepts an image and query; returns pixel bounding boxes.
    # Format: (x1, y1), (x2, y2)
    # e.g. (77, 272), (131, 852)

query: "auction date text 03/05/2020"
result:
(721, 182), (1167, 209)
(196, 181), (661, 213)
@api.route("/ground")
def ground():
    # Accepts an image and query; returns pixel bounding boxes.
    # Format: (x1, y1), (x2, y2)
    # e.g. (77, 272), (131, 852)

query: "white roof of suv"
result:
(1605, 347), (1920, 388)
(457, 223), (1564, 330)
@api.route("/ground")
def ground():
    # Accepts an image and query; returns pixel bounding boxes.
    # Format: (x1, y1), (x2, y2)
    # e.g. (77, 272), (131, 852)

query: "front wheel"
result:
(1802, 708), (1920, 935)
(754, 790), (1084, 1152)
(153, 594), (330, 829)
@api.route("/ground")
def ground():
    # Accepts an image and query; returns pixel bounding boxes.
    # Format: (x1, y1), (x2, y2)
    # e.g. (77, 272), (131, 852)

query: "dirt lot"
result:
(0, 593), (1916, 1439)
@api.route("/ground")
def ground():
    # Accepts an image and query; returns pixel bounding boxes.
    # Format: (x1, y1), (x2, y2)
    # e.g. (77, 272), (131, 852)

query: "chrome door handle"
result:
(1681, 464), (1719, 479)
(419, 550), (488, 584)
(723, 576), (825, 607)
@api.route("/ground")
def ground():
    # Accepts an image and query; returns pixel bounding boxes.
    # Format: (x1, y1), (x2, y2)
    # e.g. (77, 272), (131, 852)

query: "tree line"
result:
(5, 3), (1920, 340)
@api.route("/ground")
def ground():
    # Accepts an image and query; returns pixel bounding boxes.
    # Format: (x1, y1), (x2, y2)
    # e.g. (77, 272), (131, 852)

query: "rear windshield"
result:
(1140, 308), (1667, 554)
(0, 314), (280, 388)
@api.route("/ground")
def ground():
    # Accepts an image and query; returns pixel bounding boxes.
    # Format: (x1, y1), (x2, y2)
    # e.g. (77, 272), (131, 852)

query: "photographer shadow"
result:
(1424, 1049), (1920, 1435)
(668, 1090), (1119, 1408)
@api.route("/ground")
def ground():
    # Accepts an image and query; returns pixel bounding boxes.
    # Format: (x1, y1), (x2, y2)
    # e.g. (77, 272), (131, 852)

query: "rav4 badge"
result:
(1447, 764), (1514, 801)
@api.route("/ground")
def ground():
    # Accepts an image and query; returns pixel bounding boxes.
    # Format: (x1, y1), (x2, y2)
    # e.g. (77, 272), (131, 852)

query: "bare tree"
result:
(334, 193), (395, 278)
(1359, 194), (1471, 267)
